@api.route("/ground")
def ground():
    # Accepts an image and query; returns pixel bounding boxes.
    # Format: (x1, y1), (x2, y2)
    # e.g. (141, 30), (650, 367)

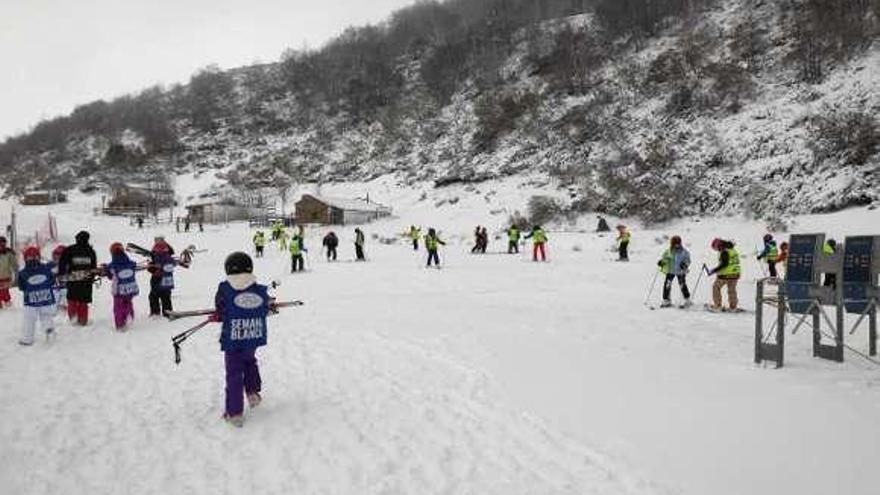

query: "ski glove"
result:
(208, 312), (222, 323)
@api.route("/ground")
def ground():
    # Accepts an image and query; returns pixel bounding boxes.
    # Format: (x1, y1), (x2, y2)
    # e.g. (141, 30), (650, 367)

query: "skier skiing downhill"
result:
(58, 230), (98, 325)
(105, 242), (139, 330)
(424, 228), (446, 268)
(657, 236), (692, 308)
(0, 235), (18, 309)
(148, 237), (175, 317)
(707, 238), (742, 312)
(616, 224), (631, 261)
(16, 246), (56, 345)
(756, 234), (780, 278)
(524, 225), (548, 262)
(210, 252), (269, 428)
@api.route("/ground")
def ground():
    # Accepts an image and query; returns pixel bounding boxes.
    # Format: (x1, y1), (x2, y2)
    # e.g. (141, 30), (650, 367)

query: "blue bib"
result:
(219, 282), (269, 351)
(19, 263), (56, 307)
(155, 253), (175, 290)
(110, 259), (140, 297)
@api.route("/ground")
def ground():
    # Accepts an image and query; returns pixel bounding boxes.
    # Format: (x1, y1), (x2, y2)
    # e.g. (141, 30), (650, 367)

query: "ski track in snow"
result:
(2, 198), (880, 495)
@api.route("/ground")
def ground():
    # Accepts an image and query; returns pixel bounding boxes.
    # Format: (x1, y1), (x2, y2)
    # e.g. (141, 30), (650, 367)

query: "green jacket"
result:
(425, 235), (445, 251)
(718, 248), (741, 278)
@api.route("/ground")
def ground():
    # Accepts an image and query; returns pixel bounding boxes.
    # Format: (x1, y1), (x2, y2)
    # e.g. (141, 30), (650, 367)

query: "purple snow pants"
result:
(113, 295), (135, 330)
(225, 348), (262, 416)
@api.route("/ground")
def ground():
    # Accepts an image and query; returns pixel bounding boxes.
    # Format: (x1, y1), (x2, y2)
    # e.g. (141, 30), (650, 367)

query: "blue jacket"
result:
(215, 280), (269, 352)
(658, 247), (691, 276)
(108, 254), (140, 297)
(17, 262), (56, 307)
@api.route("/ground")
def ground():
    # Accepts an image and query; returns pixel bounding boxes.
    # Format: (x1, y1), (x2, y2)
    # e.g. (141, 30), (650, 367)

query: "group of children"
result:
(254, 225), (370, 272)
(654, 233), (793, 312)
(6, 232), (183, 345)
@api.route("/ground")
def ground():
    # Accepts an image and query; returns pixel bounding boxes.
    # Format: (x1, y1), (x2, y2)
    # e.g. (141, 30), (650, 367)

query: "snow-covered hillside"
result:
(2, 0), (878, 222)
(2, 189), (880, 495)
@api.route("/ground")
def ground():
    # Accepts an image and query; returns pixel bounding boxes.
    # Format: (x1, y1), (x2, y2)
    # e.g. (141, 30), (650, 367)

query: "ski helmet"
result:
(670, 235), (682, 246)
(711, 238), (724, 250)
(75, 231), (90, 244)
(224, 251), (253, 275)
(23, 246), (41, 261)
(110, 242), (125, 255)
(827, 238), (837, 249)
(763, 234), (773, 242)
(52, 245), (65, 258)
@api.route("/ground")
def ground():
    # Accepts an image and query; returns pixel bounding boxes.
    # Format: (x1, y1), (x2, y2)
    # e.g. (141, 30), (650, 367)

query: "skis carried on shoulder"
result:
(126, 243), (198, 268)
(165, 300), (304, 321)
(170, 300), (305, 364)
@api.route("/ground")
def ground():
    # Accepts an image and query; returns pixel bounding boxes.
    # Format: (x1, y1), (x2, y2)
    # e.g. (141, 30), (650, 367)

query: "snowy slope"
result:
(2, 192), (880, 495)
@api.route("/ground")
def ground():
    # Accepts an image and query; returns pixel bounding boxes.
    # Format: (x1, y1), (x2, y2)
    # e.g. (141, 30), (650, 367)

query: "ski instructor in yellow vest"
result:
(707, 238), (742, 312)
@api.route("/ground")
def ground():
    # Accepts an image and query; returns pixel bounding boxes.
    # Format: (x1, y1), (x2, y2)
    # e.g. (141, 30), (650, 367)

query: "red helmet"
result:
(711, 238), (724, 250)
(23, 246), (41, 261)
(110, 242), (125, 255)
(52, 245), (66, 258)
(153, 241), (170, 254)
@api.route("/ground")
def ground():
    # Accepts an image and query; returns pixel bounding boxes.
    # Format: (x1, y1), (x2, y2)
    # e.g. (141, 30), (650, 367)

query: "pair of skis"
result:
(170, 300), (304, 364)
(57, 262), (150, 284)
(125, 243), (201, 268)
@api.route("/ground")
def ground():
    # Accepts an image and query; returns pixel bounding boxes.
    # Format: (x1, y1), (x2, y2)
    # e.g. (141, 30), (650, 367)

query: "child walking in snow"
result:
(106, 242), (140, 330)
(657, 236), (692, 308)
(17, 246), (56, 345)
(756, 234), (780, 278)
(616, 224), (631, 262)
(708, 238), (742, 312)
(49, 245), (67, 313)
(148, 237), (175, 317)
(212, 252), (270, 427)
(0, 235), (18, 309)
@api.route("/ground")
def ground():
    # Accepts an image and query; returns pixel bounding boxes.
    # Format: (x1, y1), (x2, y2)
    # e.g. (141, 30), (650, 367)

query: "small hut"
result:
(294, 194), (391, 225)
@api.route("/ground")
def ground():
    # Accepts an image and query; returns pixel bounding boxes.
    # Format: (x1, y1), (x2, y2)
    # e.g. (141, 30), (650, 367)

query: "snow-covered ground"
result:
(1, 190), (879, 495)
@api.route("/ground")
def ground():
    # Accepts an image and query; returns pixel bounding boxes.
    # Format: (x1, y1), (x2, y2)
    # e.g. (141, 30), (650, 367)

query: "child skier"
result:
(106, 242), (140, 330)
(0, 235), (19, 309)
(507, 225), (520, 254)
(58, 230), (97, 325)
(253, 231), (266, 258)
(49, 245), (67, 313)
(616, 224), (631, 261)
(756, 234), (780, 278)
(354, 228), (366, 261)
(408, 226), (421, 251)
(657, 236), (692, 308)
(278, 229), (289, 252)
(322, 231), (339, 261)
(707, 238), (742, 312)
(425, 228), (446, 268)
(289, 231), (305, 272)
(148, 238), (175, 317)
(17, 246), (56, 345)
(211, 251), (270, 427)
(525, 225), (548, 262)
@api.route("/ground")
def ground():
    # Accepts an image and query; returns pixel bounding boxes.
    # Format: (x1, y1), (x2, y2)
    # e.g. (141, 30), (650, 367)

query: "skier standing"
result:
(322, 231), (339, 261)
(0, 236), (18, 309)
(507, 225), (521, 254)
(106, 242), (140, 330)
(147, 237), (175, 317)
(657, 236), (692, 308)
(479, 227), (488, 253)
(289, 231), (305, 273)
(58, 230), (97, 325)
(253, 231), (266, 258)
(16, 246), (56, 345)
(596, 216), (611, 232)
(823, 239), (838, 288)
(354, 228), (366, 261)
(408, 226), (421, 251)
(425, 228), (446, 268)
(616, 224), (631, 261)
(211, 252), (269, 427)
(525, 225), (548, 262)
(756, 234), (780, 278)
(278, 229), (290, 252)
(707, 238), (741, 312)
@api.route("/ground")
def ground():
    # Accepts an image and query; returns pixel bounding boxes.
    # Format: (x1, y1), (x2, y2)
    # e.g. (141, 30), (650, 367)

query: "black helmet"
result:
(763, 234), (773, 242)
(75, 231), (90, 244)
(224, 251), (253, 275)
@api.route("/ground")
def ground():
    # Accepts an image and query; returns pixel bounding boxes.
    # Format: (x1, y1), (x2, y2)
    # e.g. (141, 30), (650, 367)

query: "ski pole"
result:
(692, 264), (708, 300)
(644, 270), (660, 307)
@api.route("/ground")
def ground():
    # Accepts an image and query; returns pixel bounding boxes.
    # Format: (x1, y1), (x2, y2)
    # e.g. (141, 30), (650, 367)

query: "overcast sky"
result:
(0, 0), (417, 140)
